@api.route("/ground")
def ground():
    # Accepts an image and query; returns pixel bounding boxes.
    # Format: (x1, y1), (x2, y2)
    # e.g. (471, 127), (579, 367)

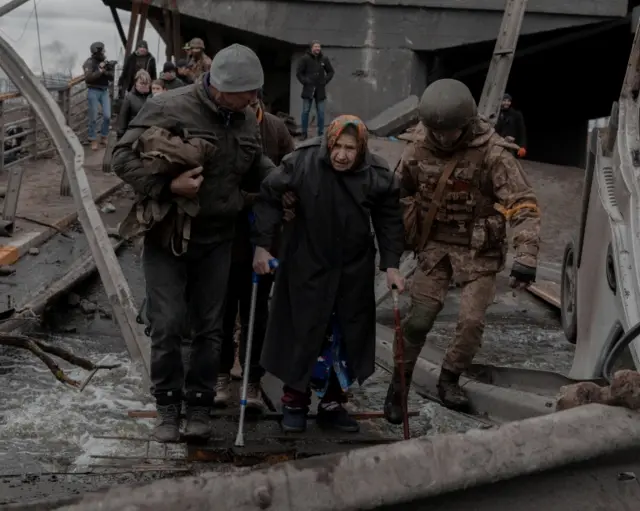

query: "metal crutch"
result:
(235, 257), (279, 447)
(391, 284), (410, 440)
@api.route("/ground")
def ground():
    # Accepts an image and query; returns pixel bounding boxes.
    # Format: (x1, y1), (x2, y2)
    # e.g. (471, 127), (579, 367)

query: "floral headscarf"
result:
(326, 115), (369, 155)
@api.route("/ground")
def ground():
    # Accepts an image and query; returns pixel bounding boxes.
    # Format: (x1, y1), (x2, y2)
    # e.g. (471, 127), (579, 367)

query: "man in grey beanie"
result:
(112, 44), (275, 443)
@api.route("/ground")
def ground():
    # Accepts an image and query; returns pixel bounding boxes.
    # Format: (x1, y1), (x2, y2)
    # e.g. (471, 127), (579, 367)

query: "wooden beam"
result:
(110, 6), (127, 48)
(124, 0), (141, 59)
(136, 1), (150, 46)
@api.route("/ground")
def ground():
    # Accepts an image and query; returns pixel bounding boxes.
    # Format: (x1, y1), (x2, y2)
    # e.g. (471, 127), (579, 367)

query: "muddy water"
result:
(0, 239), (567, 505)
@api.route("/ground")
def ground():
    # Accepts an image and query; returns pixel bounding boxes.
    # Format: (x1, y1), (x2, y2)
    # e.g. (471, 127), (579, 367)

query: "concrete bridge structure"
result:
(103, 0), (633, 166)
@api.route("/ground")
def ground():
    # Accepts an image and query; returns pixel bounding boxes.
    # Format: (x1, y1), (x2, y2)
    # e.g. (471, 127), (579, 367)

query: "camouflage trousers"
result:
(400, 255), (496, 375)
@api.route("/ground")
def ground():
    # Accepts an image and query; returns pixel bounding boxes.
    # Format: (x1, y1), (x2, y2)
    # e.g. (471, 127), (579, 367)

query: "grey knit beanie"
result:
(209, 44), (264, 93)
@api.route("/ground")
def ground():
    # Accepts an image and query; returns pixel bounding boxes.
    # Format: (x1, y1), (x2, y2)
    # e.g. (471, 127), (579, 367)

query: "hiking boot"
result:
(317, 403), (360, 433)
(214, 374), (231, 407)
(151, 403), (181, 443)
(90, 140), (98, 151)
(281, 406), (307, 433)
(437, 368), (470, 411)
(244, 382), (267, 413)
(183, 405), (211, 440)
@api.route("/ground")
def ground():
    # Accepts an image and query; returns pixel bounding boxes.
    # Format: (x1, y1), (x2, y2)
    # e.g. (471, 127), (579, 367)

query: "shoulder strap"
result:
(416, 157), (460, 252)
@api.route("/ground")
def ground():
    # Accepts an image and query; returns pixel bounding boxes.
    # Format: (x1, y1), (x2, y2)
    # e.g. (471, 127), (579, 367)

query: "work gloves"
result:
(510, 261), (536, 288)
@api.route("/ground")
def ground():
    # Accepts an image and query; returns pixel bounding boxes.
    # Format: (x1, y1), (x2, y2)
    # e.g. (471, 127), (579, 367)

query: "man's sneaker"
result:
(317, 403), (360, 433)
(151, 403), (181, 443)
(281, 406), (307, 433)
(183, 406), (211, 440)
(214, 374), (231, 407)
(244, 382), (267, 413)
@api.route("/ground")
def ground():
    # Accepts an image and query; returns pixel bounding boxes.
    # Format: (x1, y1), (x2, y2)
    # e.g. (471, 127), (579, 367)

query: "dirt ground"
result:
(368, 137), (583, 265)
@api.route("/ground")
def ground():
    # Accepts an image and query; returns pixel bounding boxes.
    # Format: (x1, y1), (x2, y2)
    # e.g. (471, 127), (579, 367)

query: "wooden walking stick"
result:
(391, 284), (410, 440)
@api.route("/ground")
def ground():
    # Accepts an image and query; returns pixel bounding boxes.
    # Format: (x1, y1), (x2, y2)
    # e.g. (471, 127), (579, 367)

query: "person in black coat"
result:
(118, 40), (157, 95)
(116, 69), (151, 139)
(161, 62), (185, 90)
(295, 40), (335, 139)
(252, 115), (405, 434)
(495, 93), (527, 158)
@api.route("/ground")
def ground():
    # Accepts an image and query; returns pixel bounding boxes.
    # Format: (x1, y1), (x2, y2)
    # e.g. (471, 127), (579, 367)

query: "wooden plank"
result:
(527, 280), (561, 309)
(0, 35), (151, 384)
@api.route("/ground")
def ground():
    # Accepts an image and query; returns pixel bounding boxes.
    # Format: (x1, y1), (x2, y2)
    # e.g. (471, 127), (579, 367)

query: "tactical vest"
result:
(411, 142), (505, 248)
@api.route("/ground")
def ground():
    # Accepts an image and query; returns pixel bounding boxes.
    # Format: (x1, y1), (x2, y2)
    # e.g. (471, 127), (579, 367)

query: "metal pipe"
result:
(0, 0), (30, 18)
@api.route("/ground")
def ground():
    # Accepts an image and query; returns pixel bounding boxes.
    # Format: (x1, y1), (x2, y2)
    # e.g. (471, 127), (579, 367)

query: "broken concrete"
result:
(55, 405), (640, 510)
(367, 95), (419, 137)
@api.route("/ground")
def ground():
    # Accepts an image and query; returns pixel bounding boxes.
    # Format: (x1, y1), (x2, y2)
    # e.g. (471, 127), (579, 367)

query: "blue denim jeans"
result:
(87, 87), (111, 140)
(301, 98), (325, 137)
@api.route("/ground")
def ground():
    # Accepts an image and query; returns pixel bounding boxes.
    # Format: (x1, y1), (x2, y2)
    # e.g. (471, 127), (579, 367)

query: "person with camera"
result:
(83, 42), (115, 151)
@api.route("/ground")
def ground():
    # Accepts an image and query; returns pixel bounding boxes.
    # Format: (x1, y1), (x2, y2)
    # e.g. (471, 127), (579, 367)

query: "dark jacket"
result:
(83, 56), (114, 90)
(296, 51), (335, 101)
(163, 76), (185, 90)
(252, 138), (404, 391)
(233, 107), (295, 261)
(116, 89), (150, 138)
(495, 107), (527, 148)
(177, 71), (194, 85)
(118, 52), (157, 92)
(112, 75), (276, 246)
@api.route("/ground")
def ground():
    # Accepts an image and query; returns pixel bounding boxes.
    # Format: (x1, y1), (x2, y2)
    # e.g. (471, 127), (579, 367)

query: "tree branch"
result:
(0, 332), (120, 388)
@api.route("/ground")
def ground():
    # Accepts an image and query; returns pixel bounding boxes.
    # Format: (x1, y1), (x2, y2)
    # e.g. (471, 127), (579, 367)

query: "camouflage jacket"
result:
(398, 119), (540, 282)
(187, 54), (213, 82)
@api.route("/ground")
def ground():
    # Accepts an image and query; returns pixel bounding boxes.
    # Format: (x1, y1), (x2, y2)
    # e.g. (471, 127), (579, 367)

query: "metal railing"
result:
(0, 75), (112, 173)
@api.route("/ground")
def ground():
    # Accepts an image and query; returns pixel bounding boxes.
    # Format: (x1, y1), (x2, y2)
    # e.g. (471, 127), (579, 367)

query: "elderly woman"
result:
(252, 115), (405, 433)
(116, 69), (151, 139)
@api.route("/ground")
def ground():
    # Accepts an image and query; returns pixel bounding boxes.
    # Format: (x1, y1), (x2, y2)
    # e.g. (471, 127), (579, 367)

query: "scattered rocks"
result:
(79, 299), (97, 315)
(67, 293), (81, 307)
(0, 265), (15, 276)
(101, 203), (116, 214)
(28, 247), (40, 256)
(98, 308), (113, 320)
(556, 369), (640, 411)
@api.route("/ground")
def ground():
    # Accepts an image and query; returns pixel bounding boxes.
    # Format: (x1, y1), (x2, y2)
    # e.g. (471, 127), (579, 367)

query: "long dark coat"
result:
(252, 138), (404, 391)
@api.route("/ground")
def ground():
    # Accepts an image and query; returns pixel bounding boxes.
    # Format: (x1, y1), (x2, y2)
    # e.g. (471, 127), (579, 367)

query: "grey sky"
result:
(0, 0), (166, 75)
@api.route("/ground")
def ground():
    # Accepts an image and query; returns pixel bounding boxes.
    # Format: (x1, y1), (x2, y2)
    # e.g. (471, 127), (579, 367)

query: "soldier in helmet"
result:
(384, 79), (540, 418)
(112, 44), (275, 443)
(187, 37), (212, 81)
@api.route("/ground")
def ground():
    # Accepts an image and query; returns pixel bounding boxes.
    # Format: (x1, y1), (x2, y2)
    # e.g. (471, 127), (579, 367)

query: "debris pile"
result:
(556, 370), (640, 411)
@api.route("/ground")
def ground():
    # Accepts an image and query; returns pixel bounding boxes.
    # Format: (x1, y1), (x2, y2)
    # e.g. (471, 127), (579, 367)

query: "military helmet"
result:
(189, 38), (205, 49)
(90, 41), (105, 55)
(418, 79), (477, 131)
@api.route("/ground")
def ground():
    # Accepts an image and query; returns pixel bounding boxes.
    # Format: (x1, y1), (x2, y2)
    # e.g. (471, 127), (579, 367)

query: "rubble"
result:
(556, 370), (640, 411)
(366, 95), (419, 138)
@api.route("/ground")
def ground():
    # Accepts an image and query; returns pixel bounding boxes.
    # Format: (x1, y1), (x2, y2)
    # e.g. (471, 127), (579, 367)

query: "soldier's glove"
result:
(510, 261), (536, 288)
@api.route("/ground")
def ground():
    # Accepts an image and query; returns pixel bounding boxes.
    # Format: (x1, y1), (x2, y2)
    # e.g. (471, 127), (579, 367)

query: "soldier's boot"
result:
(183, 393), (212, 441)
(244, 381), (267, 413)
(151, 403), (181, 443)
(214, 374), (231, 407)
(384, 367), (412, 425)
(437, 368), (469, 411)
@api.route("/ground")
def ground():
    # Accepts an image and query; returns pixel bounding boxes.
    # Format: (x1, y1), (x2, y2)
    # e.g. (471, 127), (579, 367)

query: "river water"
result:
(0, 233), (570, 505)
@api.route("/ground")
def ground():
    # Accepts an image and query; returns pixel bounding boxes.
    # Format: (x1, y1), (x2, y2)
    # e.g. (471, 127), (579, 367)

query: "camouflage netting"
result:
(556, 370), (640, 411)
